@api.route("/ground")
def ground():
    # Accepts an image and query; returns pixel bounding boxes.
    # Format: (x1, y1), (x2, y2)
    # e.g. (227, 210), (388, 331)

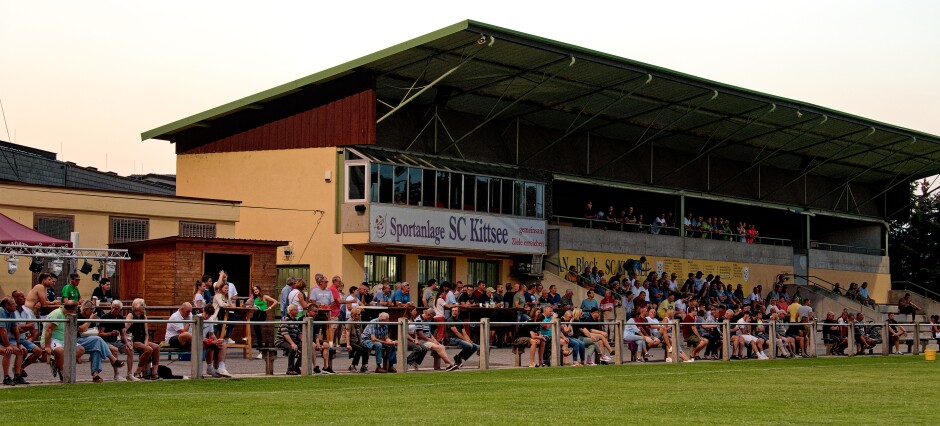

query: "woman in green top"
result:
(249, 285), (279, 349)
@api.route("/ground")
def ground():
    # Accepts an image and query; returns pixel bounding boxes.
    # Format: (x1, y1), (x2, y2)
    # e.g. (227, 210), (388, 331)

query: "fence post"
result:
(847, 321), (855, 357)
(615, 320), (624, 365)
(881, 322), (890, 356)
(551, 318), (561, 367)
(397, 318), (407, 373)
(479, 318), (490, 370)
(913, 322), (921, 355)
(768, 319), (777, 359)
(192, 316), (204, 379)
(64, 313), (77, 384)
(301, 317), (313, 375)
(809, 320), (818, 358)
(721, 320), (730, 362)
(670, 321), (680, 362)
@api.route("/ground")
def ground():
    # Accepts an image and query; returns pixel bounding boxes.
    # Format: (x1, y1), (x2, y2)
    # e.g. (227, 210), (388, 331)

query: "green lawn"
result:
(4, 357), (936, 424)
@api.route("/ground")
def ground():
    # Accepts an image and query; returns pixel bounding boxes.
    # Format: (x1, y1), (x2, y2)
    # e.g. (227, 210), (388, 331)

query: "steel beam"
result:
(710, 115), (830, 193)
(435, 56), (576, 156)
(806, 137), (917, 207)
(652, 103), (776, 184)
(590, 90), (718, 176)
(760, 128), (880, 200)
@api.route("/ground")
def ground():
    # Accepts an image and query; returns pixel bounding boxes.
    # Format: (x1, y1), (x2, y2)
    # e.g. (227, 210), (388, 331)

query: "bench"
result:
(258, 348), (279, 375)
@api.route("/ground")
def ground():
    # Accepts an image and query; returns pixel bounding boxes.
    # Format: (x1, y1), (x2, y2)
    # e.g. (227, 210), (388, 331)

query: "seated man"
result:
(414, 309), (456, 371)
(731, 312), (767, 360)
(820, 311), (846, 356)
(274, 305), (303, 375)
(885, 313), (907, 355)
(681, 309), (708, 360)
(1, 297), (28, 385)
(76, 300), (128, 384)
(99, 300), (134, 380)
(11, 291), (42, 376)
(165, 302), (194, 350)
(897, 293), (921, 316)
(200, 306), (231, 377)
(391, 282), (412, 306)
(307, 307), (336, 375)
(853, 313), (875, 355)
(41, 301), (86, 381)
(445, 308), (480, 368)
(361, 312), (398, 373)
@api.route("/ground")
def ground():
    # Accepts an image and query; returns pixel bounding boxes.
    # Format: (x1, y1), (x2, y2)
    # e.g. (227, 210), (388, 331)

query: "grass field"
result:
(4, 356), (936, 424)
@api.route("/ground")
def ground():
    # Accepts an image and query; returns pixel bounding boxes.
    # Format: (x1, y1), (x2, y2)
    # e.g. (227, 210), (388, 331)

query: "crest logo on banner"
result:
(656, 261), (664, 276)
(373, 210), (387, 238)
(742, 266), (750, 282)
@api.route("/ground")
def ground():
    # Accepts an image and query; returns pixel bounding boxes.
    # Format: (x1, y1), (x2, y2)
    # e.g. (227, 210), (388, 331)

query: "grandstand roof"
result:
(143, 20), (940, 184)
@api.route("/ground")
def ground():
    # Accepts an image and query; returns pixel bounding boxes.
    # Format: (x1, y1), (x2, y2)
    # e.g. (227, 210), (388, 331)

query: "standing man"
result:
(422, 279), (438, 308)
(61, 274), (82, 302)
(26, 273), (57, 318)
(279, 277), (296, 320)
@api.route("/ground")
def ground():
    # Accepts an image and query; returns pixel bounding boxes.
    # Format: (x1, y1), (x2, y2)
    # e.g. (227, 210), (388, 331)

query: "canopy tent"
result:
(0, 212), (72, 246)
(0, 213), (129, 261)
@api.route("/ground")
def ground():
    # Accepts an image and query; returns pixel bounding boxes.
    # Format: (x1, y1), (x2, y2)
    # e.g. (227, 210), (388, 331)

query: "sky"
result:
(1, 1), (938, 182)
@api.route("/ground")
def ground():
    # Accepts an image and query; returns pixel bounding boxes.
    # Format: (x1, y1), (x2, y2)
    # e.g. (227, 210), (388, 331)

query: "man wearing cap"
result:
(476, 287), (496, 305)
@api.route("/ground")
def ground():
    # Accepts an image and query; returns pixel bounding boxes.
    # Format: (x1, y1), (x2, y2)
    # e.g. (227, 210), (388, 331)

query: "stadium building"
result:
(143, 20), (940, 304)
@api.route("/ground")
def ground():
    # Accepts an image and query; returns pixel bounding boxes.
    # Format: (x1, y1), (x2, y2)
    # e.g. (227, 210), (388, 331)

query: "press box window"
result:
(346, 164), (367, 201)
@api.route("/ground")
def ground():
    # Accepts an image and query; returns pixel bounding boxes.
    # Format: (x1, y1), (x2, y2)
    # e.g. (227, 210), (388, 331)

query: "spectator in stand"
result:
(249, 285), (279, 349)
(373, 283), (393, 306)
(414, 308), (457, 371)
(193, 279), (208, 309)
(42, 301), (86, 380)
(897, 293), (920, 315)
(606, 206), (618, 225)
(275, 304), (303, 375)
(492, 285), (505, 305)
(584, 308), (614, 363)
(582, 201), (597, 226)
(785, 315), (809, 358)
(580, 290), (600, 319)
(344, 308), (370, 373)
(287, 279), (310, 314)
(90, 278), (112, 305)
(775, 310), (797, 357)
(279, 277), (296, 318)
(516, 308), (547, 367)
(165, 302), (193, 351)
(560, 309), (587, 366)
(422, 279), (438, 308)
(852, 313), (875, 355)
(570, 308), (599, 365)
(126, 298), (161, 380)
(885, 313), (908, 355)
(822, 311), (846, 356)
(787, 297), (802, 323)
(745, 224), (759, 244)
(651, 213), (665, 235)
(682, 309), (708, 359)
(10, 290), (42, 375)
(623, 309), (648, 362)
(544, 285), (561, 307)
(446, 307), (479, 369)
(797, 299), (814, 321)
(832, 283), (844, 295)
(99, 300), (135, 380)
(477, 287), (497, 306)
(362, 312), (398, 373)
(845, 282), (859, 300)
(391, 281), (412, 306)
(1, 297), (28, 385)
(565, 266), (580, 284)
(731, 312), (768, 360)
(211, 282), (235, 340)
(560, 289), (574, 311)
(61, 273), (82, 302)
(930, 315), (940, 347)
(76, 300), (127, 383)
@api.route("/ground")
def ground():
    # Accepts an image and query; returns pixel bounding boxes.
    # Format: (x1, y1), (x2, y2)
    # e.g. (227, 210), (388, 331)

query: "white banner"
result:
(369, 205), (546, 254)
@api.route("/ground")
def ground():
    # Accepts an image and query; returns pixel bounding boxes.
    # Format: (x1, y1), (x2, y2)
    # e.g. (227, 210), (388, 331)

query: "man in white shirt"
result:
(165, 302), (193, 350)
(345, 286), (360, 320)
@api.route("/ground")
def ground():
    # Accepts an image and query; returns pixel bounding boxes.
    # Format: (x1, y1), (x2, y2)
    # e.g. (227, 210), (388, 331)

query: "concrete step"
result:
(881, 313), (928, 323)
(877, 305), (898, 314)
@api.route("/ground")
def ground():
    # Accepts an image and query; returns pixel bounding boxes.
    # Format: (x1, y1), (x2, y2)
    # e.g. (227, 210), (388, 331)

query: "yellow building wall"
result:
(558, 249), (792, 294)
(809, 268), (891, 303)
(0, 184), (238, 297)
(177, 148), (341, 275)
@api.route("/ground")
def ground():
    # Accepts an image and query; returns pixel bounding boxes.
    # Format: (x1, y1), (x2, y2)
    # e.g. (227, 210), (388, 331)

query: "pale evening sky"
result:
(1, 1), (938, 181)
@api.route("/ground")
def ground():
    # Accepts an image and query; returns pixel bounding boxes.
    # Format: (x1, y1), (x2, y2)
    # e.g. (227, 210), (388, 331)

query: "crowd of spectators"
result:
(578, 201), (762, 243)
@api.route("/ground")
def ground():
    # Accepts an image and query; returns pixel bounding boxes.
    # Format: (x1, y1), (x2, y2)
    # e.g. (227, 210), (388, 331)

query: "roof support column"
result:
(679, 194), (686, 238)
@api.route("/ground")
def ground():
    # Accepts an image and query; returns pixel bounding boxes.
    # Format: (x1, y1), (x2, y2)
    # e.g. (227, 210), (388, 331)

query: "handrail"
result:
(811, 241), (885, 256)
(787, 273), (877, 311)
(892, 280), (940, 304)
(550, 215), (792, 246)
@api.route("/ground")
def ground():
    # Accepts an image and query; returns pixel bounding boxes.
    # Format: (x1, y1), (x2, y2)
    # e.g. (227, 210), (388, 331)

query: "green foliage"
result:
(3, 357), (936, 424)
(889, 180), (940, 290)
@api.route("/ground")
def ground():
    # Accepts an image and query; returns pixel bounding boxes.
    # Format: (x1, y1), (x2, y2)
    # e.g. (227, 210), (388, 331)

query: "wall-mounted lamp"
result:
(354, 204), (366, 215)
(324, 170), (332, 183)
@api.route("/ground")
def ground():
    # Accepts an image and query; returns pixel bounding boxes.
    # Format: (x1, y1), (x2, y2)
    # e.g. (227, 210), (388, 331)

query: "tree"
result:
(889, 179), (940, 291)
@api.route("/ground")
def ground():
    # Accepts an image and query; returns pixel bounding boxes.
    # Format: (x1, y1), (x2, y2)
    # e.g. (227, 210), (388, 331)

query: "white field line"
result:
(3, 359), (923, 404)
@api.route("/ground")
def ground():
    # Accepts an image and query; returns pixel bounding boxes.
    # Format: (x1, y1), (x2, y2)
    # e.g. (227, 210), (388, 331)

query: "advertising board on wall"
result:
(369, 206), (546, 255)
